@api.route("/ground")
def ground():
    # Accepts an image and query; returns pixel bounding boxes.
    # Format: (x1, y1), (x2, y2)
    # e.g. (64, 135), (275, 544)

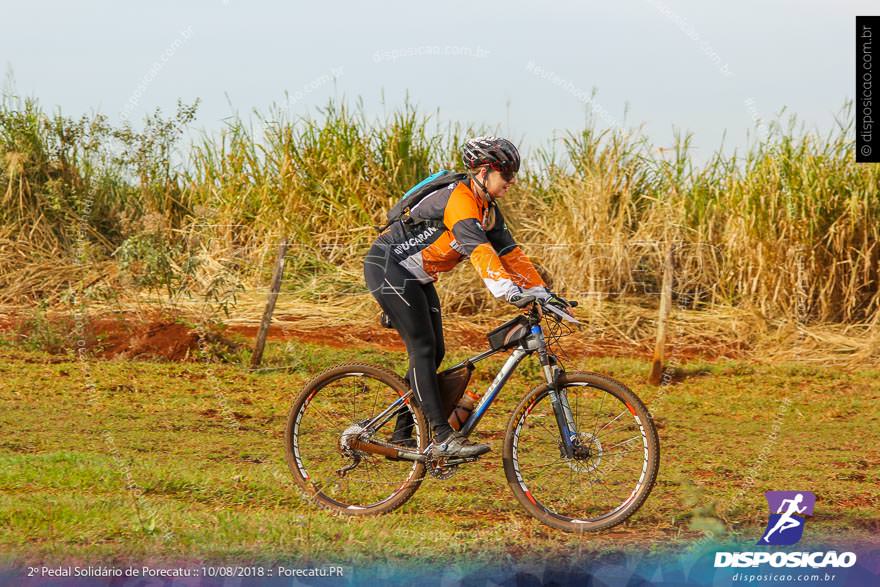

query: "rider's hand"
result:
(545, 292), (574, 316)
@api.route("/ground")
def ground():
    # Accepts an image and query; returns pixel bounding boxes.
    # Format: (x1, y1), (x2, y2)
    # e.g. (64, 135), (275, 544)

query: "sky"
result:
(1, 1), (870, 165)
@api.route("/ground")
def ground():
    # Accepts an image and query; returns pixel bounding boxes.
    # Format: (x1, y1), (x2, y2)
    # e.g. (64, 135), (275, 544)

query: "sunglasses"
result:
(488, 165), (517, 182)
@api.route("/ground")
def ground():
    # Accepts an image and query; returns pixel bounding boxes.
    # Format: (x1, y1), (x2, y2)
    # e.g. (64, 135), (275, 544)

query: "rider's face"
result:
(481, 167), (517, 198)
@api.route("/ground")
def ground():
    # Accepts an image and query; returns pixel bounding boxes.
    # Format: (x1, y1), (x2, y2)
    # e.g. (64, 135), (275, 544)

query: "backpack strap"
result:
(376, 172), (467, 233)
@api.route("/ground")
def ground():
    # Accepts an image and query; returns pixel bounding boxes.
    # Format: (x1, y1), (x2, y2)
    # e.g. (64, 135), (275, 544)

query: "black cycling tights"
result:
(363, 244), (454, 442)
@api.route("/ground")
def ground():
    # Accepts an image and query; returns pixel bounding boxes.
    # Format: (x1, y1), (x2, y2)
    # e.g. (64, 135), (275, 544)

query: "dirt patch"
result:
(838, 494), (877, 509)
(0, 308), (745, 362)
(0, 311), (238, 361)
(227, 323), (409, 351)
(93, 319), (199, 360)
(225, 321), (742, 361)
(225, 321), (652, 358)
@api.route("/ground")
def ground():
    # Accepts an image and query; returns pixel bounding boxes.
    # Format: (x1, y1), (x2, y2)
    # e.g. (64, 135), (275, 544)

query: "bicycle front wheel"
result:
(503, 371), (660, 532)
(284, 363), (428, 515)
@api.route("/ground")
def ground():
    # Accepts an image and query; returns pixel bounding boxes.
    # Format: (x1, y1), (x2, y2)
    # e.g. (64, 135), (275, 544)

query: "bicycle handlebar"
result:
(513, 295), (581, 325)
(511, 295), (579, 310)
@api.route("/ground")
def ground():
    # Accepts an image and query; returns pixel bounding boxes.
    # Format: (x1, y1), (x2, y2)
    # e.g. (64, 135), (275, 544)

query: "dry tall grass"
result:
(0, 94), (877, 342)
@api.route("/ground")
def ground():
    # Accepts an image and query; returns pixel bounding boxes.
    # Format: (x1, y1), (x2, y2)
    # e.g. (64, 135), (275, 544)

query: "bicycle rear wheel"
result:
(503, 371), (659, 532)
(284, 363), (428, 515)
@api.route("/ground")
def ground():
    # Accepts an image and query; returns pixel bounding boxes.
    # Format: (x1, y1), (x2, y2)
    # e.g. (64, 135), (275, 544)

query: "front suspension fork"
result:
(541, 353), (579, 458)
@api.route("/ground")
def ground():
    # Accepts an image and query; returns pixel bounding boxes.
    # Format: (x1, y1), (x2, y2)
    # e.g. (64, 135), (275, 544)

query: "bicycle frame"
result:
(288, 297), (658, 529)
(363, 315), (581, 460)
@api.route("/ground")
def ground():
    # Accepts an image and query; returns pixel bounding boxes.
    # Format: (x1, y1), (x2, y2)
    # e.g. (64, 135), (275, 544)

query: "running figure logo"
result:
(758, 491), (816, 546)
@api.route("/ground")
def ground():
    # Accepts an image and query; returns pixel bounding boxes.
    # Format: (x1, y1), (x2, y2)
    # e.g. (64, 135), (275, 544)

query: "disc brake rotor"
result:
(563, 432), (603, 473)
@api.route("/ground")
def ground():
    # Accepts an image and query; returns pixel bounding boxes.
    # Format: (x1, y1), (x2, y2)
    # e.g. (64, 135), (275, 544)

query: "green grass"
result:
(0, 342), (878, 566)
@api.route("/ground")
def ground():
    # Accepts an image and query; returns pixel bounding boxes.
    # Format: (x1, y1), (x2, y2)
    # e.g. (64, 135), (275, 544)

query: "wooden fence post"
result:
(251, 238), (289, 370)
(648, 242), (674, 385)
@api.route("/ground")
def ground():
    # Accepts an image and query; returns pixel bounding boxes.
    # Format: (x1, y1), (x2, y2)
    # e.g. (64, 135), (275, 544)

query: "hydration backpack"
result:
(376, 170), (468, 232)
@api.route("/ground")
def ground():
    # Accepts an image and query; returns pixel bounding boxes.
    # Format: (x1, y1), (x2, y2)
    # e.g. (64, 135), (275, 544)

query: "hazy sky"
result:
(1, 1), (870, 164)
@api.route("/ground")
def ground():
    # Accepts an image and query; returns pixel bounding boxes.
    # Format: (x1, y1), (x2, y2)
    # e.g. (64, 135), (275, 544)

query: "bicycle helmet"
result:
(461, 136), (521, 174)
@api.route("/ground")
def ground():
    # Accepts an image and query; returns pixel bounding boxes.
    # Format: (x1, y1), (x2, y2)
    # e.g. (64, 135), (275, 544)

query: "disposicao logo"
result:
(714, 491), (857, 569)
(759, 490), (815, 546)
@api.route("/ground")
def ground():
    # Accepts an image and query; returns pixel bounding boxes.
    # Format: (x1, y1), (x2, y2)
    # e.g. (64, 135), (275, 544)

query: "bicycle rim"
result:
(505, 372), (659, 531)
(285, 365), (427, 514)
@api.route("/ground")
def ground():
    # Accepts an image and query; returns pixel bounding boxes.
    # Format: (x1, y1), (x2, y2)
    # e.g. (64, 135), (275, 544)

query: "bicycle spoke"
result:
(514, 381), (654, 526)
(521, 456), (568, 474)
(595, 409), (627, 437)
(594, 413), (639, 441)
(590, 389), (606, 440)
(528, 414), (564, 445)
(604, 435), (641, 451)
(289, 371), (422, 510)
(598, 445), (642, 457)
(524, 460), (569, 491)
(370, 386), (381, 423)
(303, 402), (340, 427)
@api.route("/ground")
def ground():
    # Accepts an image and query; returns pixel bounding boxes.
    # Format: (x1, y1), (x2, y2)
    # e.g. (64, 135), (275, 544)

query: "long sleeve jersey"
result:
(373, 179), (547, 300)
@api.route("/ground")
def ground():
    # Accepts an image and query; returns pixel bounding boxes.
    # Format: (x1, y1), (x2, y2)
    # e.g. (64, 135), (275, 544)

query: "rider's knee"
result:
(408, 338), (437, 363)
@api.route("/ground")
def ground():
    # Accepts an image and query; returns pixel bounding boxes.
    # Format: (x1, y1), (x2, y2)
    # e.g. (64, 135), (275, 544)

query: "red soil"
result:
(93, 318), (201, 360)
(0, 310), (743, 362)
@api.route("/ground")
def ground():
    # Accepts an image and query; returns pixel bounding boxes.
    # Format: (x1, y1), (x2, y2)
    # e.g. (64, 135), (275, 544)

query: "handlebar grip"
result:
(511, 294), (536, 308)
(568, 300), (579, 308)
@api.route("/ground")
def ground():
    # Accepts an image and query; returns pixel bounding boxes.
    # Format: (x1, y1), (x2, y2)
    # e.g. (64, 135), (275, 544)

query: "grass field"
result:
(0, 337), (878, 566)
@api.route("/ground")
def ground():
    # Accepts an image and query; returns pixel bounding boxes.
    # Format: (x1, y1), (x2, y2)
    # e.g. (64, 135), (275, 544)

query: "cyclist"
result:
(363, 136), (571, 459)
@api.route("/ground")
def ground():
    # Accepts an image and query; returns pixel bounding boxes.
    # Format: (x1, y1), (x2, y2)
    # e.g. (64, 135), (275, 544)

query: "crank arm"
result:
(442, 456), (480, 466)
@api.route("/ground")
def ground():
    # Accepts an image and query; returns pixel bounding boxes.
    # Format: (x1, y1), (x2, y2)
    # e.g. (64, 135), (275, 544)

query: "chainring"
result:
(428, 458), (460, 479)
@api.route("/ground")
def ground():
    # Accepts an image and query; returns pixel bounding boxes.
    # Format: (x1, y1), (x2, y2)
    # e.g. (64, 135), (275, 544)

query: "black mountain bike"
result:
(284, 297), (659, 532)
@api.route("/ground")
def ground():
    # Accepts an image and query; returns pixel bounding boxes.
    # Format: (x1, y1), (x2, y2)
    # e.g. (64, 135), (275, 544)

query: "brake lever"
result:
(543, 300), (582, 325)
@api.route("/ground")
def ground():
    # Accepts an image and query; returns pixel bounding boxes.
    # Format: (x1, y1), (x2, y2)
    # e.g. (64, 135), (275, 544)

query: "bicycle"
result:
(284, 296), (660, 532)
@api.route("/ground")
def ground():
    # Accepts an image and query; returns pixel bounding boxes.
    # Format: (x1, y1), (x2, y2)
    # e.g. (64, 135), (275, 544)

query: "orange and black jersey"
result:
(373, 179), (547, 300)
